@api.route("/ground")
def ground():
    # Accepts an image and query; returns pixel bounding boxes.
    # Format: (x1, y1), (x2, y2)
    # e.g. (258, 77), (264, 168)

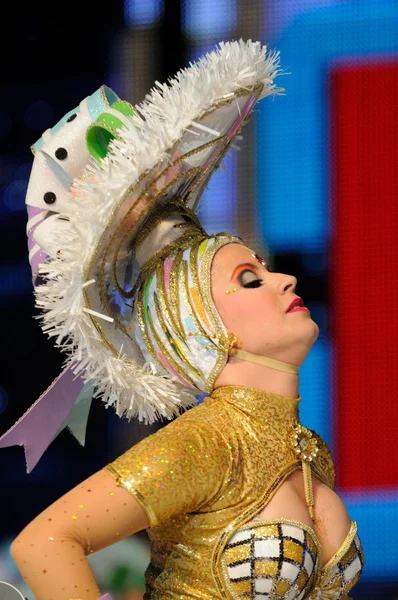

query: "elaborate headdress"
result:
(1, 40), (287, 471)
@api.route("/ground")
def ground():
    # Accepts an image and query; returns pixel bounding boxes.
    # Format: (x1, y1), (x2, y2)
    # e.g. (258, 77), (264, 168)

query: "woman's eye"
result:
(238, 270), (263, 288)
(243, 279), (262, 288)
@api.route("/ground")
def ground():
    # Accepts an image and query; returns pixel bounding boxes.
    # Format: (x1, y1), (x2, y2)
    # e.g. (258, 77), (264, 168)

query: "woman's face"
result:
(211, 243), (319, 365)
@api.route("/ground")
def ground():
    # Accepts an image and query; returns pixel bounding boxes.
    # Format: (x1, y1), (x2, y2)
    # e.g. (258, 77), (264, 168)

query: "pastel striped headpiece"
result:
(133, 233), (242, 394)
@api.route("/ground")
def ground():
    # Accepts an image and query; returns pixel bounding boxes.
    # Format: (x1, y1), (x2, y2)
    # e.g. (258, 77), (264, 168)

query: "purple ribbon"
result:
(0, 366), (86, 473)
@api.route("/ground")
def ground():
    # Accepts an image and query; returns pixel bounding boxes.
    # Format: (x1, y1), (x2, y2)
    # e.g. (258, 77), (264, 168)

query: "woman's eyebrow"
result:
(230, 262), (259, 281)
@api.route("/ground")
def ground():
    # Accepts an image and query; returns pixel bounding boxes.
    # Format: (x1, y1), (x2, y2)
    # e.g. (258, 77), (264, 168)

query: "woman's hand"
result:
(10, 468), (149, 600)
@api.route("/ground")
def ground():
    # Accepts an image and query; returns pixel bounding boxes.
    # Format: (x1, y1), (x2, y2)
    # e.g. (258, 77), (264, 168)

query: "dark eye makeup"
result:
(237, 261), (274, 288)
(243, 279), (263, 288)
(238, 269), (263, 288)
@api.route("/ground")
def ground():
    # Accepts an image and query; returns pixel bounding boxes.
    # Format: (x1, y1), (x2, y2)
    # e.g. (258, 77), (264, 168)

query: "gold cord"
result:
(302, 460), (315, 521)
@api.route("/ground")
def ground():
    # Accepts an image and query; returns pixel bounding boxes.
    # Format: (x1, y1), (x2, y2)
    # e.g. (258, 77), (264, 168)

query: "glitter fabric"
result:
(105, 385), (363, 599)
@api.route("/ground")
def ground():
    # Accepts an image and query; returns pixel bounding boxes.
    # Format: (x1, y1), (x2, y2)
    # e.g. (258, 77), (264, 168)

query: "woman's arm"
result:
(10, 468), (149, 600)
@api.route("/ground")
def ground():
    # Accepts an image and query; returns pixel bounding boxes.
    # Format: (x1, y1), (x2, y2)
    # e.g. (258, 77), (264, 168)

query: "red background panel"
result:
(330, 62), (398, 489)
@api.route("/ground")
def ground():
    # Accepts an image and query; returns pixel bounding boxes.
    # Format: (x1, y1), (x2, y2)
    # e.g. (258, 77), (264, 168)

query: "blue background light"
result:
(124, 0), (164, 26)
(256, 0), (398, 579)
(182, 0), (237, 38)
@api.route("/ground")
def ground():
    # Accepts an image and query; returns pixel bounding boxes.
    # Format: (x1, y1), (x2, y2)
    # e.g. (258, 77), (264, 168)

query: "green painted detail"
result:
(96, 112), (124, 130)
(86, 122), (117, 162)
(112, 100), (135, 117)
(85, 101), (134, 162)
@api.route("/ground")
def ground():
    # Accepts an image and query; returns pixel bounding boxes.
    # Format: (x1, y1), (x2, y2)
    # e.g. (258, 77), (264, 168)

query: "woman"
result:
(9, 41), (363, 599)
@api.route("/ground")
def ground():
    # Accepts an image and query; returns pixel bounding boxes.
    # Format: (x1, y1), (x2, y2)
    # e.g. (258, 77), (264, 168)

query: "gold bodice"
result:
(106, 386), (362, 599)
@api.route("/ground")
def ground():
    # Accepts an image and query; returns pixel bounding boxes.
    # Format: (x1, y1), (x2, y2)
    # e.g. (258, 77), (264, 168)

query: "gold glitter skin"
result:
(105, 385), (362, 599)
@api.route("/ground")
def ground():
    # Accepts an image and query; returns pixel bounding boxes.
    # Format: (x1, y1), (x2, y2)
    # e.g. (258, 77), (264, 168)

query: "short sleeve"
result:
(104, 411), (232, 527)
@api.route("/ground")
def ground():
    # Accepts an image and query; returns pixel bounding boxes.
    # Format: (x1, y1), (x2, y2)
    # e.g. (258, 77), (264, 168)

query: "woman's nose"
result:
(279, 273), (297, 293)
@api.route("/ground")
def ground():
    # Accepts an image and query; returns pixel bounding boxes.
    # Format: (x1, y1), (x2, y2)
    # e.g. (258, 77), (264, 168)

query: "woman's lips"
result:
(287, 307), (309, 313)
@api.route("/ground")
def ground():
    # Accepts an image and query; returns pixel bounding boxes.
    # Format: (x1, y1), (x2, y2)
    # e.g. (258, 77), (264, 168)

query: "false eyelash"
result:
(243, 279), (263, 289)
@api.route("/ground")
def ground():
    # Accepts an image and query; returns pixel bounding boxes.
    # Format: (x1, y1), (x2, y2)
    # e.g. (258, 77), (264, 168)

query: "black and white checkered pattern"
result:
(221, 521), (364, 600)
(222, 521), (319, 599)
(321, 533), (364, 597)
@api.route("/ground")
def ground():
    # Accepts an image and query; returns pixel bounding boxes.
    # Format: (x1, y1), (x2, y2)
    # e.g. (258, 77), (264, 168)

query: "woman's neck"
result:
(214, 356), (299, 398)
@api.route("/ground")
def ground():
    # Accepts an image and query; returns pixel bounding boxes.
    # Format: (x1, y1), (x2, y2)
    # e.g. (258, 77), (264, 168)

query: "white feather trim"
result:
(34, 40), (283, 423)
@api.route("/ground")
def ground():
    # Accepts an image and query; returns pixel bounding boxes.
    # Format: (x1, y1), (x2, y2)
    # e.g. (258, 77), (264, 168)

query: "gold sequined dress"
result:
(106, 386), (364, 599)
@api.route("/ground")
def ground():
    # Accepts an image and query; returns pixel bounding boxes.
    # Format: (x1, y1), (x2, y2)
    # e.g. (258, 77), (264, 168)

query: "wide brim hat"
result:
(36, 39), (284, 417)
(0, 40), (283, 472)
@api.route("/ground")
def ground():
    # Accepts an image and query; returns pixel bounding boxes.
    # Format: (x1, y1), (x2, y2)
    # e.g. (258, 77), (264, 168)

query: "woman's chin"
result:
(300, 321), (320, 351)
(310, 320), (320, 342)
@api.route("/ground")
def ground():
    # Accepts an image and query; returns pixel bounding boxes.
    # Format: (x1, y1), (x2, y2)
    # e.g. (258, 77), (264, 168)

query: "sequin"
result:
(105, 385), (345, 599)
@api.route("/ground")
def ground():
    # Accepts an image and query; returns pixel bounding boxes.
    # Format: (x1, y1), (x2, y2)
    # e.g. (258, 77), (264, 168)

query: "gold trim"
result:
(113, 99), (135, 113)
(88, 120), (119, 140)
(110, 166), (204, 297)
(199, 235), (242, 392)
(153, 291), (202, 381)
(136, 285), (161, 371)
(142, 230), (206, 308)
(104, 464), (157, 527)
(199, 235), (236, 338)
(189, 241), (212, 331)
(100, 84), (113, 108)
(132, 199), (204, 251)
(322, 521), (357, 571)
(168, 251), (185, 339)
(147, 301), (196, 387)
(136, 272), (194, 383)
(113, 228), (204, 304)
(181, 259), (209, 339)
(155, 260), (185, 342)
(138, 230), (205, 289)
(89, 211), (204, 358)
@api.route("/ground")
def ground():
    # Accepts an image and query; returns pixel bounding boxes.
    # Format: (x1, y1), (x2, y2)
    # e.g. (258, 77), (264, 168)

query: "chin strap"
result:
(228, 348), (299, 375)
